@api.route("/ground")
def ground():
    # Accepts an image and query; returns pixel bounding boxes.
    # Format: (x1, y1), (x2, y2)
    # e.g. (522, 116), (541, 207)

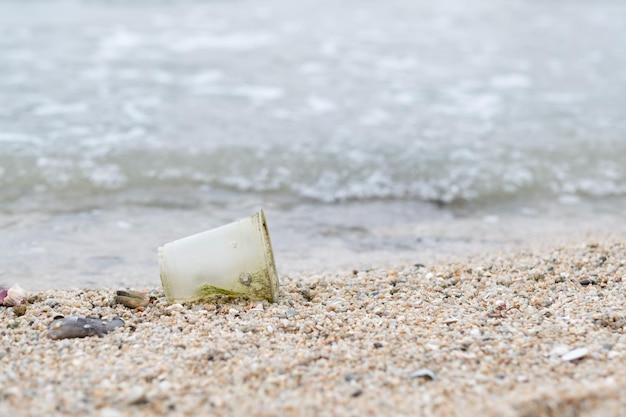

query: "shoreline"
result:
(2, 239), (626, 416)
(3, 195), (626, 291)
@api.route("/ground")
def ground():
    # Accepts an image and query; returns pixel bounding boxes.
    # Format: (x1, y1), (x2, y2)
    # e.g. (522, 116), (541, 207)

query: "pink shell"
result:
(0, 287), (7, 304)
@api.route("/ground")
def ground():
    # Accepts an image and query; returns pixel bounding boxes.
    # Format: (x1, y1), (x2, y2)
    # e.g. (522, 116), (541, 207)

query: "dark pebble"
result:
(373, 342), (383, 349)
(299, 289), (313, 301)
(579, 279), (592, 286)
(344, 374), (356, 382)
(351, 389), (363, 398)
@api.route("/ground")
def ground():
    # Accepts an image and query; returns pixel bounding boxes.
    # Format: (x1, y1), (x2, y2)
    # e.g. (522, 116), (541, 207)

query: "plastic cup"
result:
(158, 210), (280, 303)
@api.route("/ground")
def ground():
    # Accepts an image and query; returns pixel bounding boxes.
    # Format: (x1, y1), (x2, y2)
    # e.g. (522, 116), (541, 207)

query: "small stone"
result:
(228, 308), (240, 316)
(12, 304), (27, 317)
(166, 304), (185, 313)
(549, 345), (570, 357)
(299, 288), (314, 301)
(45, 299), (60, 308)
(285, 308), (298, 318)
(579, 279), (593, 286)
(608, 351), (621, 359)
(126, 386), (148, 405)
(351, 389), (363, 397)
(100, 408), (122, 417)
(470, 328), (482, 338)
(373, 342), (383, 349)
(408, 369), (436, 381)
(2, 386), (20, 397)
(159, 380), (173, 390)
(561, 347), (589, 361)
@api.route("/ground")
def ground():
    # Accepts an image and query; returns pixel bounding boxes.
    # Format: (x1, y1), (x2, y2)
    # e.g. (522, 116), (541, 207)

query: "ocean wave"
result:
(2, 142), (625, 208)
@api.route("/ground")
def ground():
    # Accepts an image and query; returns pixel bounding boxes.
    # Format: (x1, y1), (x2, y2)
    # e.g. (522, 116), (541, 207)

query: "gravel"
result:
(2, 241), (626, 416)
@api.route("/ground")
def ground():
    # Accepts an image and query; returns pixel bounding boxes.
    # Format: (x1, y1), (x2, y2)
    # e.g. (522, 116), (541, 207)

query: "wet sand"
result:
(2, 240), (626, 416)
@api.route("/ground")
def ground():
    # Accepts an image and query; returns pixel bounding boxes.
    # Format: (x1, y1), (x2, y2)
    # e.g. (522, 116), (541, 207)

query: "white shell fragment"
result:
(3, 284), (28, 307)
(408, 369), (436, 381)
(561, 348), (589, 362)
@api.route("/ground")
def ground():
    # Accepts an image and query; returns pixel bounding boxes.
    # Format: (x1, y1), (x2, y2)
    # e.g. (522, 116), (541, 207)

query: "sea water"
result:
(1, 0), (626, 289)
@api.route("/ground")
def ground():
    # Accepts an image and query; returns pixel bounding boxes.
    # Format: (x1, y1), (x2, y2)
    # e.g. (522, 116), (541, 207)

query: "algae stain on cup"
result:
(158, 210), (280, 303)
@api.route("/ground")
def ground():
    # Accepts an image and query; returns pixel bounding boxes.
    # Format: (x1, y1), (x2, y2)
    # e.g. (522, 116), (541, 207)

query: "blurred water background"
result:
(1, 0), (626, 289)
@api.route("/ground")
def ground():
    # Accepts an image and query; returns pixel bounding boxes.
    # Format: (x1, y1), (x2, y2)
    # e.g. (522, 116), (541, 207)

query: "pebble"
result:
(126, 386), (148, 405)
(166, 303), (185, 313)
(99, 408), (122, 417)
(549, 345), (570, 357)
(12, 304), (27, 317)
(45, 299), (60, 308)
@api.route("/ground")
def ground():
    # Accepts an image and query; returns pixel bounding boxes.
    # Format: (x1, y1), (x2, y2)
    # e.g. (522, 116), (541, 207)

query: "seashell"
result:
(561, 347), (589, 362)
(0, 287), (8, 304)
(408, 368), (436, 381)
(3, 284), (28, 307)
(114, 290), (148, 309)
(47, 315), (125, 340)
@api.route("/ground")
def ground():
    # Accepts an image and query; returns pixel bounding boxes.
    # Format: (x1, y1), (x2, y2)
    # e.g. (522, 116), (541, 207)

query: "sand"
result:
(2, 240), (626, 417)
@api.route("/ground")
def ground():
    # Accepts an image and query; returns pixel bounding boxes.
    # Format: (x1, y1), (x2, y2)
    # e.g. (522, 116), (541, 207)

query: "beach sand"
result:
(2, 240), (626, 416)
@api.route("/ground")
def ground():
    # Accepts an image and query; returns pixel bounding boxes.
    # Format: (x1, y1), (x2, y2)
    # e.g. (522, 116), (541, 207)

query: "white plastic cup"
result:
(158, 210), (280, 303)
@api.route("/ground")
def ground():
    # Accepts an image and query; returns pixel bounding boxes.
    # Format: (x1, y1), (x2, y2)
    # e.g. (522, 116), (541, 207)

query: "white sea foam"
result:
(0, 0), (624, 211)
(166, 33), (276, 52)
